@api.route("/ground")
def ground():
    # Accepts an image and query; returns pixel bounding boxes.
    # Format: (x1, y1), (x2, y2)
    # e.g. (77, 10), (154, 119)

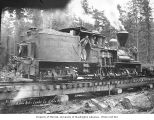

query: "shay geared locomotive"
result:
(0, 27), (154, 106)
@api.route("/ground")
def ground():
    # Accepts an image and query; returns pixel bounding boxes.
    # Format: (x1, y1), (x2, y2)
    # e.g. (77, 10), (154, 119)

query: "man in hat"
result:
(80, 35), (90, 61)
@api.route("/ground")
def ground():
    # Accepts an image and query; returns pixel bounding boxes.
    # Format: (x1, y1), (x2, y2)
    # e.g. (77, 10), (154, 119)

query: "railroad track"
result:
(0, 76), (154, 108)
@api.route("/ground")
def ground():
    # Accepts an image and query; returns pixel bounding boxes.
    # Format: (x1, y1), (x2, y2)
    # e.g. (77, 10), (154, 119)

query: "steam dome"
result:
(109, 39), (119, 50)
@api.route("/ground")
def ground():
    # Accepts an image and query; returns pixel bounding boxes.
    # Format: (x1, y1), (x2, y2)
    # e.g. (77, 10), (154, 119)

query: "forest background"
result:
(0, 0), (154, 66)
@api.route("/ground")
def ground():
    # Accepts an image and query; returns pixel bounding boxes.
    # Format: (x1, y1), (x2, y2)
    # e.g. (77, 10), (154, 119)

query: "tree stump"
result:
(121, 92), (154, 111)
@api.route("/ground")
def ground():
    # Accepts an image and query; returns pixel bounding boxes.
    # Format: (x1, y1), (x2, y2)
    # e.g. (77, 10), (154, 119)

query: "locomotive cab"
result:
(17, 42), (35, 58)
(17, 29), (36, 59)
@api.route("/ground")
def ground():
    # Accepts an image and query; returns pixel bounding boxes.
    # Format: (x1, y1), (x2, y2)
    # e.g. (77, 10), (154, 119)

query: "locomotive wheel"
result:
(43, 99), (47, 104)
(27, 100), (31, 105)
(17, 101), (21, 105)
(38, 100), (42, 104)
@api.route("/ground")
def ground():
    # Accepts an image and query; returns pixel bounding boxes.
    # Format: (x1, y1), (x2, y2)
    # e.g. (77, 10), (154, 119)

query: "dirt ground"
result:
(1, 88), (154, 114)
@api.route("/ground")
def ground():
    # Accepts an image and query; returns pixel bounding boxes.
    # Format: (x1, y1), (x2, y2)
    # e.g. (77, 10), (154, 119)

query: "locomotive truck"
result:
(0, 27), (154, 105)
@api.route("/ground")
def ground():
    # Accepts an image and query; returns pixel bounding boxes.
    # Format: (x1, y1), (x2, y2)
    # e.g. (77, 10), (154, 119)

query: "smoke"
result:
(67, 0), (95, 25)
(52, 10), (74, 29)
(41, 0), (126, 30)
(88, 0), (125, 30)
(41, 9), (75, 30)
(67, 0), (126, 30)
(41, 10), (53, 29)
(41, 0), (95, 29)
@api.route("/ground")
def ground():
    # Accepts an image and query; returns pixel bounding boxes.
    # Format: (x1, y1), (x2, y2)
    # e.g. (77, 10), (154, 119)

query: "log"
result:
(90, 99), (110, 111)
(121, 92), (154, 110)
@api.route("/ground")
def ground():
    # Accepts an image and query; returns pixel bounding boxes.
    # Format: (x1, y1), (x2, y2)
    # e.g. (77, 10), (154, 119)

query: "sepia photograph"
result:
(0, 0), (154, 119)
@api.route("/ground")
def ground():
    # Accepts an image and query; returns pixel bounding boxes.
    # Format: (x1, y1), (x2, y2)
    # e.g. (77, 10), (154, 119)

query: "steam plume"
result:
(67, 0), (95, 25)
(68, 0), (125, 30)
(41, 0), (126, 30)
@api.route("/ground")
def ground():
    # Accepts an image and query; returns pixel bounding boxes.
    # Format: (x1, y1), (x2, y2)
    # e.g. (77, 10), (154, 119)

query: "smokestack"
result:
(117, 31), (128, 47)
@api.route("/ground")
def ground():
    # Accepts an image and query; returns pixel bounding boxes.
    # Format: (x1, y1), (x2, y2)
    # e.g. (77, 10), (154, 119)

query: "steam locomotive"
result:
(15, 27), (141, 80)
(0, 27), (154, 105)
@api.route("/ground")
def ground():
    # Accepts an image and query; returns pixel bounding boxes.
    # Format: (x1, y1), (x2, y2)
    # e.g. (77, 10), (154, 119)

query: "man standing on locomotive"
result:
(79, 35), (90, 61)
